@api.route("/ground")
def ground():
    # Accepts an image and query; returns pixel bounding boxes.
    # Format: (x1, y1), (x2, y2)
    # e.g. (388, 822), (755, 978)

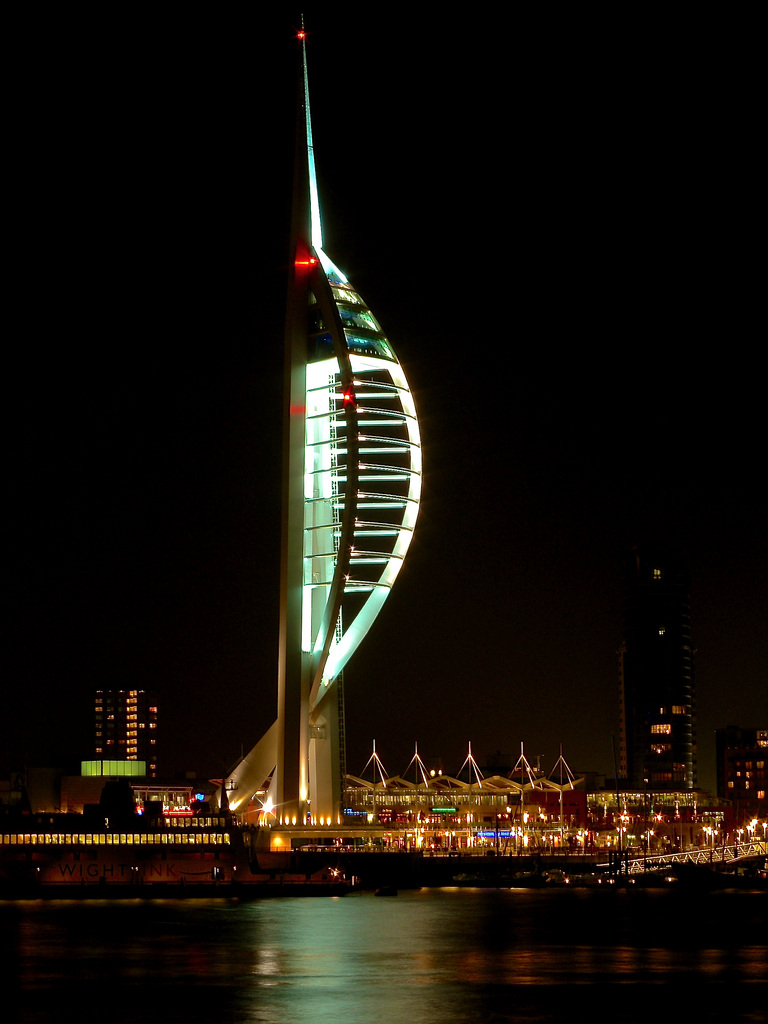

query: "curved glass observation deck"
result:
(304, 253), (421, 701)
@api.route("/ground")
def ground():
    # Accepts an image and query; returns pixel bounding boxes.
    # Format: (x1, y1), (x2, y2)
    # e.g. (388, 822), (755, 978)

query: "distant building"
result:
(59, 770), (213, 816)
(618, 546), (696, 790)
(715, 725), (767, 823)
(94, 690), (158, 777)
(587, 786), (731, 851)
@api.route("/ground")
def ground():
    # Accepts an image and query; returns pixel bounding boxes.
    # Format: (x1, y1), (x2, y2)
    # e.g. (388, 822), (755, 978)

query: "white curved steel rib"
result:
(305, 266), (421, 711)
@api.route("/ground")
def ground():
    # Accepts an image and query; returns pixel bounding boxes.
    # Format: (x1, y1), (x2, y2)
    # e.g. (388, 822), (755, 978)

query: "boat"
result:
(0, 807), (351, 899)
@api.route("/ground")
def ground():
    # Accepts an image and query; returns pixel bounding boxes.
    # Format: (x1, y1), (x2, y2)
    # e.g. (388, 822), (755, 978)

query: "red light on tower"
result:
(294, 238), (317, 270)
(342, 386), (356, 408)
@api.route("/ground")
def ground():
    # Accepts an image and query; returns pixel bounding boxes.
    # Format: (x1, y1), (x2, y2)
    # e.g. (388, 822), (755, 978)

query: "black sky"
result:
(7, 10), (766, 794)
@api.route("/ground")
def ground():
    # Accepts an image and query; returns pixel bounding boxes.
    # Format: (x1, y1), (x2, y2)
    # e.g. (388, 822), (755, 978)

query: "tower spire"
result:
(222, 24), (421, 825)
(299, 22), (323, 251)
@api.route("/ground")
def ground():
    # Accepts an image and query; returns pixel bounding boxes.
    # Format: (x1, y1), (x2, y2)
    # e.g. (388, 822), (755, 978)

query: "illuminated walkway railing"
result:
(621, 839), (768, 875)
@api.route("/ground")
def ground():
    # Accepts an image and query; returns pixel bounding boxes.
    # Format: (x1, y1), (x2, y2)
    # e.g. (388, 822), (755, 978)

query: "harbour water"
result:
(2, 886), (766, 1023)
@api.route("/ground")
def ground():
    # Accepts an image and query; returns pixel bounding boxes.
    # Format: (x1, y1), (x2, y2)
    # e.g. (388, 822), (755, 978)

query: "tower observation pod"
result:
(223, 28), (421, 826)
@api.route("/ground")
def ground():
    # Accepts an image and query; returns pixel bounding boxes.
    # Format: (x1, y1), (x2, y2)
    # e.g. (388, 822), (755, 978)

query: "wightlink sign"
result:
(39, 858), (229, 884)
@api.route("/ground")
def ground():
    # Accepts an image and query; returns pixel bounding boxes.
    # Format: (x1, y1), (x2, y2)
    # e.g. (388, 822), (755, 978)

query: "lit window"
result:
(653, 569), (662, 579)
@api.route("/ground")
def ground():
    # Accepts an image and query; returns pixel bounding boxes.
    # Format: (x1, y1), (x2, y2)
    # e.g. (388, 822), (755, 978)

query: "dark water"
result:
(1, 887), (766, 1023)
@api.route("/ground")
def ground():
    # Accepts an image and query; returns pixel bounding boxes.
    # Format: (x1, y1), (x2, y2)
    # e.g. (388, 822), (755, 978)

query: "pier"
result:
(266, 839), (768, 891)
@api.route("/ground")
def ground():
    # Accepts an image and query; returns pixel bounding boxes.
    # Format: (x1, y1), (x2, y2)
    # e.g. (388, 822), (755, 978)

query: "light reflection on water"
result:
(1, 887), (766, 1023)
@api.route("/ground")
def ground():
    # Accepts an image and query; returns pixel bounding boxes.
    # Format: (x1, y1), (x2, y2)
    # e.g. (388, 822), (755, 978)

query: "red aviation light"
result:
(342, 385), (356, 408)
(294, 238), (318, 270)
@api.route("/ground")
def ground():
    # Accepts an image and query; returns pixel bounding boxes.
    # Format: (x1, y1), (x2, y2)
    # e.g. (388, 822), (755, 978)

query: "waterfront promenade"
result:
(269, 839), (768, 890)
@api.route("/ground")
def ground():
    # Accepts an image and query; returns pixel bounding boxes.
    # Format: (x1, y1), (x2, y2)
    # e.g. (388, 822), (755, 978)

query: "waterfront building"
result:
(222, 28), (421, 825)
(587, 787), (731, 853)
(716, 725), (767, 824)
(60, 770), (216, 817)
(255, 745), (589, 852)
(345, 772), (587, 829)
(5, 760), (741, 857)
(94, 689), (158, 777)
(618, 546), (696, 790)
(256, 772), (731, 855)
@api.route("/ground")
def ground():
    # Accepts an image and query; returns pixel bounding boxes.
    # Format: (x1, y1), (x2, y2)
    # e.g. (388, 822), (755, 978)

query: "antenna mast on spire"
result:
(298, 17), (323, 250)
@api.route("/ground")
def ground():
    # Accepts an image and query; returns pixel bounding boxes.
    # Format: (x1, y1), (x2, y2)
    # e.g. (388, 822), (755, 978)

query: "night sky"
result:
(7, 10), (766, 795)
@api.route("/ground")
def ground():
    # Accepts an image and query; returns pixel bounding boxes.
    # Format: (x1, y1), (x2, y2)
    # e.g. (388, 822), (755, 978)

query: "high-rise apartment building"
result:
(618, 546), (696, 789)
(715, 725), (767, 822)
(94, 689), (158, 777)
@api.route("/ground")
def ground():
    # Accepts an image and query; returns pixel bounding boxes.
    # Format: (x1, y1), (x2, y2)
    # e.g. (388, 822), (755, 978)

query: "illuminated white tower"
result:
(224, 28), (421, 825)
